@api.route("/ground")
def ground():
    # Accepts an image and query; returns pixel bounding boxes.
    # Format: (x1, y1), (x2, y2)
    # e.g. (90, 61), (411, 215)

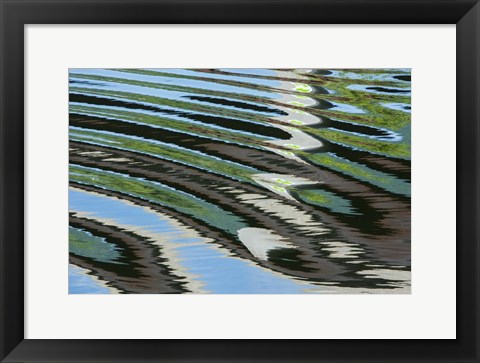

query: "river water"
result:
(69, 68), (411, 294)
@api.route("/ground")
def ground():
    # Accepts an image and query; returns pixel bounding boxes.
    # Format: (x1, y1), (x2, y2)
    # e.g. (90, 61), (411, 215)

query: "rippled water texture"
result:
(69, 68), (411, 294)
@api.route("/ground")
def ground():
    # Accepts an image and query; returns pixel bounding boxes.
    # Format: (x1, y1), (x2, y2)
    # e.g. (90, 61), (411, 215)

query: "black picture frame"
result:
(1, 1), (479, 362)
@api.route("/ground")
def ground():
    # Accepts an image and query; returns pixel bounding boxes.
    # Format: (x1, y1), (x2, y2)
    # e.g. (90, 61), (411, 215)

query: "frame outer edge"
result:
(0, 0), (26, 362)
(0, 0), (479, 362)
(457, 1), (480, 361)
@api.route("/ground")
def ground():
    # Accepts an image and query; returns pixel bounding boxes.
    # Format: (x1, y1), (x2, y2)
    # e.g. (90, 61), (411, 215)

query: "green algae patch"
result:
(69, 226), (124, 264)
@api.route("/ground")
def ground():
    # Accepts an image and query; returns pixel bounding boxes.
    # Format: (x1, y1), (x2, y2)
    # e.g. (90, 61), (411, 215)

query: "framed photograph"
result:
(1, 0), (478, 362)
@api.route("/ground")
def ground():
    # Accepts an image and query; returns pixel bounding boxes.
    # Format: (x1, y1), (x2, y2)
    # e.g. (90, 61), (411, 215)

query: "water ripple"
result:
(69, 68), (411, 294)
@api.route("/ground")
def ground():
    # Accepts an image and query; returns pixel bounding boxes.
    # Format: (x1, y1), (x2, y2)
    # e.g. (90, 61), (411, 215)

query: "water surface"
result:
(69, 68), (411, 294)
